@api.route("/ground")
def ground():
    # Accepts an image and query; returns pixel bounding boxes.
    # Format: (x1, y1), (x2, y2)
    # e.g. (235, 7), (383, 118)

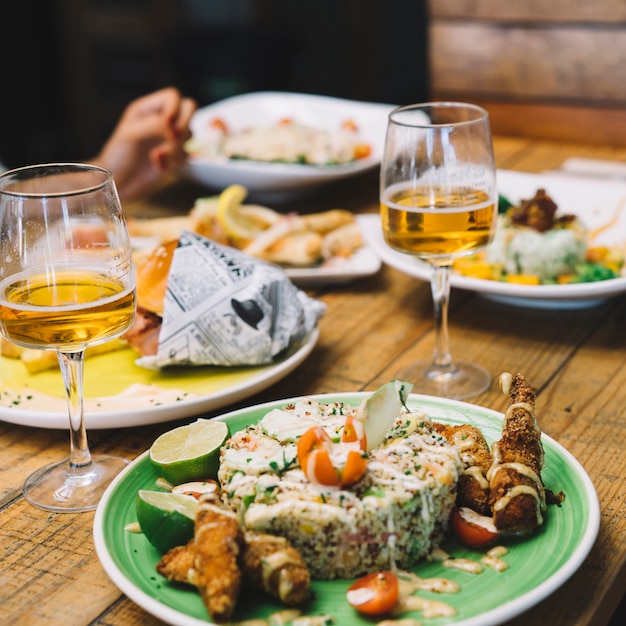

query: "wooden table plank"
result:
(1, 135), (625, 626)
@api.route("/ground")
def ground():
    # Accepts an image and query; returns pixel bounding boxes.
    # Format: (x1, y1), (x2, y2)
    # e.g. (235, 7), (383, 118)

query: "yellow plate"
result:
(0, 329), (318, 429)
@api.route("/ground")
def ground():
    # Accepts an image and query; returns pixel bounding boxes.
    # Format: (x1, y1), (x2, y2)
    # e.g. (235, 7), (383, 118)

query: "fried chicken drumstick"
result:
(487, 372), (546, 533)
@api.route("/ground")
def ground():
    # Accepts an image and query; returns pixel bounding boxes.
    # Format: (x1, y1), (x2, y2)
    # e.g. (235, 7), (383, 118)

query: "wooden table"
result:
(1, 136), (625, 626)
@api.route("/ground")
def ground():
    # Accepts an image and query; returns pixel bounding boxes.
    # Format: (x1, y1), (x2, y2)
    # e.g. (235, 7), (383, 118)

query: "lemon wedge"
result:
(217, 184), (259, 241)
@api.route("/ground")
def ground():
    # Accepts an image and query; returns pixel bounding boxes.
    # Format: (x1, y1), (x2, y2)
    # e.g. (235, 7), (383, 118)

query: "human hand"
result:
(93, 87), (197, 201)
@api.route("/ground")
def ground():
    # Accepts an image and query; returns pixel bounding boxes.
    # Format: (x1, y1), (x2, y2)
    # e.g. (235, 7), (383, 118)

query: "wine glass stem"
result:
(57, 350), (92, 469)
(430, 264), (454, 371)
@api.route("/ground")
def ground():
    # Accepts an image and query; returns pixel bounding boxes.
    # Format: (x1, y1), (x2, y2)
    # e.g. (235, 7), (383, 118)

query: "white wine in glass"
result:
(380, 103), (498, 399)
(0, 163), (136, 512)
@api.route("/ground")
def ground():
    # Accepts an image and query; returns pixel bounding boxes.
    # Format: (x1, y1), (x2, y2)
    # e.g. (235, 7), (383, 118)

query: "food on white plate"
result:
(126, 183), (363, 268)
(454, 188), (625, 284)
(0, 335), (127, 374)
(186, 116), (372, 165)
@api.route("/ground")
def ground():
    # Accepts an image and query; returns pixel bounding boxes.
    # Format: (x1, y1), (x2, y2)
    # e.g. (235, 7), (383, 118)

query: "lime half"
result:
(136, 490), (198, 553)
(149, 418), (230, 484)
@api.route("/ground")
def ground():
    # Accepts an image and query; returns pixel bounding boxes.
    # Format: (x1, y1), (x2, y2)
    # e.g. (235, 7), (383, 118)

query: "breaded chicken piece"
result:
(156, 539), (196, 584)
(432, 422), (492, 515)
(156, 530), (311, 606)
(241, 531), (311, 605)
(488, 372), (546, 533)
(194, 493), (243, 623)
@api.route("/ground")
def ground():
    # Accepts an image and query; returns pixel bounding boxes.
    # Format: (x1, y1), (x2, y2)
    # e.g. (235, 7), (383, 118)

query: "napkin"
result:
(137, 230), (326, 369)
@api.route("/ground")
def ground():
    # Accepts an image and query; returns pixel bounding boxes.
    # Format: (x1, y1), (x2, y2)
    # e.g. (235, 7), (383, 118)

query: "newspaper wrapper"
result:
(136, 231), (326, 369)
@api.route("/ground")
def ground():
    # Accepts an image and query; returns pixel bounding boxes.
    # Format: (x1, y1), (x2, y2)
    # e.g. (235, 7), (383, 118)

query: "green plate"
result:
(93, 392), (599, 625)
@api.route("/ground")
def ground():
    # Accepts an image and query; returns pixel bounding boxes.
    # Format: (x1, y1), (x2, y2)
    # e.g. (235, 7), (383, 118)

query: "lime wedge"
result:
(149, 418), (230, 484)
(136, 490), (198, 553)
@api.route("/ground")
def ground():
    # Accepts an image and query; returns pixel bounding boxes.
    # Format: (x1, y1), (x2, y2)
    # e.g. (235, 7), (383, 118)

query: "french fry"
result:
(2, 338), (128, 374)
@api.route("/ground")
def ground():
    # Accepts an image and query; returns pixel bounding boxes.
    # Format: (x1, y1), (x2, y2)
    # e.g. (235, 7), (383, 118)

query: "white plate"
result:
(0, 329), (318, 430)
(362, 170), (626, 309)
(184, 91), (393, 197)
(286, 232), (381, 287)
(94, 392), (600, 626)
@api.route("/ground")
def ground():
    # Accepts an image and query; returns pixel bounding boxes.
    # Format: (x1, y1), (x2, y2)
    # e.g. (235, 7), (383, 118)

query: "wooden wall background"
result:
(428, 0), (626, 145)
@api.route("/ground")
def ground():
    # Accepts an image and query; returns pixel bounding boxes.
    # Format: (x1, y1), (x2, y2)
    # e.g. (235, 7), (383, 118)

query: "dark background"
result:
(0, 0), (429, 169)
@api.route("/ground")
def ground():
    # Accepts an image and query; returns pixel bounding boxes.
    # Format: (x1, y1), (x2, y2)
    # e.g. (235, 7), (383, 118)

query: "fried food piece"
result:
(126, 215), (193, 242)
(241, 530), (311, 605)
(156, 539), (196, 583)
(194, 493), (243, 623)
(0, 337), (23, 359)
(0, 337), (127, 373)
(432, 422), (492, 515)
(156, 531), (311, 606)
(321, 221), (363, 259)
(488, 372), (546, 533)
(256, 230), (323, 267)
(299, 208), (355, 234)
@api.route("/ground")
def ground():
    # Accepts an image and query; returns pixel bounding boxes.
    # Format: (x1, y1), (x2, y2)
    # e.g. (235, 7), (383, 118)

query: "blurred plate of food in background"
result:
(184, 91), (393, 198)
(362, 170), (626, 309)
(127, 185), (382, 286)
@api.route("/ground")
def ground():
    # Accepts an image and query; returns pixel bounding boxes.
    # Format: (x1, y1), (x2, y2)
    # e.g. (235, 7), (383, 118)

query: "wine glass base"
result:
(23, 454), (130, 513)
(396, 360), (492, 401)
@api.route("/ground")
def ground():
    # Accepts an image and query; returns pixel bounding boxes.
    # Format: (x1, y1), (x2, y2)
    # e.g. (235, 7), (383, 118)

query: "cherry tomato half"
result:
(451, 507), (499, 548)
(346, 571), (399, 616)
(297, 425), (368, 487)
(341, 414), (367, 450)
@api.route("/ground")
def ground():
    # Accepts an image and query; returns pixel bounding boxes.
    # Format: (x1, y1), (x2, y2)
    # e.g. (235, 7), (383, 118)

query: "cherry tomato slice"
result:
(307, 447), (340, 486)
(297, 426), (332, 466)
(298, 425), (368, 487)
(451, 507), (499, 548)
(341, 414), (367, 450)
(297, 427), (337, 485)
(346, 571), (399, 616)
(210, 117), (228, 133)
(341, 450), (368, 486)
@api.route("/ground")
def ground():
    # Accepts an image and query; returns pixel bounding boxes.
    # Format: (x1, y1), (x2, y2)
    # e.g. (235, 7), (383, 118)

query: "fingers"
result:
(171, 97), (197, 142)
(127, 87), (197, 141)
(149, 137), (187, 173)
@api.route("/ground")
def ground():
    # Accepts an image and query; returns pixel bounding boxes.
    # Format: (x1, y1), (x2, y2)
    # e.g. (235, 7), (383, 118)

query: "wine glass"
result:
(0, 163), (136, 512)
(380, 102), (498, 400)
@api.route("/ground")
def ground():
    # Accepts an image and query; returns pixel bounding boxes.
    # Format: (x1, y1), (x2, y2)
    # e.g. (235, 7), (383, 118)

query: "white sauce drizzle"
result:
(396, 595), (456, 618)
(487, 545), (509, 558)
(481, 554), (509, 572)
(442, 558), (484, 574)
(261, 550), (300, 591)
(499, 372), (513, 394)
(463, 465), (490, 489)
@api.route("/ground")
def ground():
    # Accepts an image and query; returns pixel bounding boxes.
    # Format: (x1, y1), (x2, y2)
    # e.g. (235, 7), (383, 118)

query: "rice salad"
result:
(486, 213), (587, 283)
(218, 397), (463, 580)
(454, 188), (624, 284)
